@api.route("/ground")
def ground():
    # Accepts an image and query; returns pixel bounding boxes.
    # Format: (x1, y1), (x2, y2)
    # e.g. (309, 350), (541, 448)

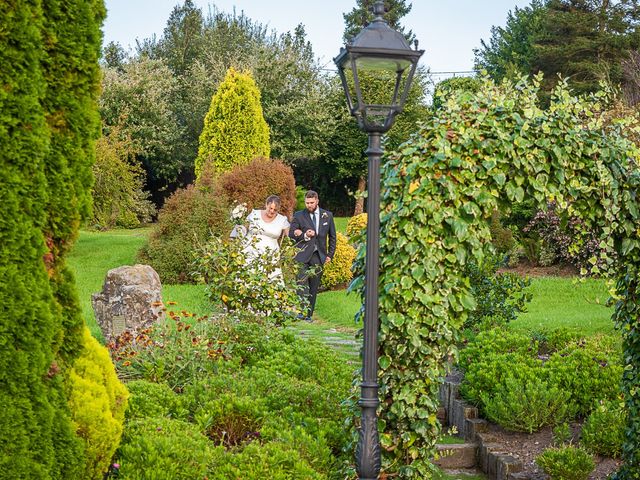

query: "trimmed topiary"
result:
(195, 67), (270, 179)
(216, 157), (296, 218)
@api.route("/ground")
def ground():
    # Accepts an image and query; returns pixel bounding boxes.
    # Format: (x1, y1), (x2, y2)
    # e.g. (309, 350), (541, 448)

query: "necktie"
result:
(311, 211), (317, 231)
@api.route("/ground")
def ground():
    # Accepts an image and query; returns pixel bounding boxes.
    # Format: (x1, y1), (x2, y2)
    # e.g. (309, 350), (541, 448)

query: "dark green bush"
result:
(546, 344), (622, 416)
(463, 254), (531, 330)
(481, 374), (575, 433)
(137, 178), (230, 283)
(125, 380), (186, 420)
(116, 416), (219, 480)
(581, 399), (626, 458)
(536, 445), (594, 480)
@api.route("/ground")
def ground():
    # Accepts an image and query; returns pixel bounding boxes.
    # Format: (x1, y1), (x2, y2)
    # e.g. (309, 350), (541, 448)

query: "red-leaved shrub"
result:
(216, 157), (296, 218)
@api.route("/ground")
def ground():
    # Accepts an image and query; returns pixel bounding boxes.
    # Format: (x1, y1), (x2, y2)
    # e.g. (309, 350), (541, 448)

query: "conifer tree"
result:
(343, 0), (414, 43)
(0, 0), (108, 476)
(195, 67), (270, 178)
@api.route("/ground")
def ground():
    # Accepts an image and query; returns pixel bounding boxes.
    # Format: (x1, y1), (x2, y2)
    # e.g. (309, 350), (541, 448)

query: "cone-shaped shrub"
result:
(195, 67), (270, 178)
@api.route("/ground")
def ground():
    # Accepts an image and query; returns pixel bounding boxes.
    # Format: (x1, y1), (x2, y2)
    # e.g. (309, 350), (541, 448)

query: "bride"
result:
(242, 195), (290, 278)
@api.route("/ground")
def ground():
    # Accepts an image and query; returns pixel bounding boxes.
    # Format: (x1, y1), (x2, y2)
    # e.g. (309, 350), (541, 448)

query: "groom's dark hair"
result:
(305, 190), (318, 199)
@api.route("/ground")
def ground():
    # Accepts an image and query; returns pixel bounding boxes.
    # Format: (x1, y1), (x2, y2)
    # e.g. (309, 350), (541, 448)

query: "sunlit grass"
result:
(511, 276), (615, 336)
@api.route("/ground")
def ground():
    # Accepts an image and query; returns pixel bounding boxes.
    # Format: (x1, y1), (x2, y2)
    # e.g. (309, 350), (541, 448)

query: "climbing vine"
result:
(351, 75), (640, 478)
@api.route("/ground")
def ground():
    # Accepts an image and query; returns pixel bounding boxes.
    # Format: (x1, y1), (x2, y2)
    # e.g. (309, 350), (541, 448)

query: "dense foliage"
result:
(138, 178), (231, 283)
(459, 328), (622, 430)
(0, 1), (127, 478)
(92, 126), (155, 229)
(474, 0), (640, 100)
(217, 157), (297, 218)
(349, 75), (640, 477)
(192, 234), (306, 325)
(108, 314), (353, 478)
(321, 233), (357, 289)
(195, 67), (270, 179)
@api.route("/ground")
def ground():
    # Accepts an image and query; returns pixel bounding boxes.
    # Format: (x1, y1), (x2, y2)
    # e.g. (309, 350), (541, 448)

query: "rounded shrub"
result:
(116, 416), (219, 480)
(346, 212), (367, 242)
(138, 178), (230, 283)
(68, 328), (129, 479)
(536, 445), (594, 480)
(322, 232), (356, 289)
(125, 380), (185, 420)
(581, 399), (626, 458)
(216, 157), (296, 218)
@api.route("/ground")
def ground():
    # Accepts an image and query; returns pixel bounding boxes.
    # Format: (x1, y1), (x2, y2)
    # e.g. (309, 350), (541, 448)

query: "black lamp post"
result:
(334, 2), (423, 479)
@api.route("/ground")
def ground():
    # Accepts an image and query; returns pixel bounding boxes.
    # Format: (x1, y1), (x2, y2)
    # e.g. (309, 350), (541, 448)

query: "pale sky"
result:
(103, 0), (532, 77)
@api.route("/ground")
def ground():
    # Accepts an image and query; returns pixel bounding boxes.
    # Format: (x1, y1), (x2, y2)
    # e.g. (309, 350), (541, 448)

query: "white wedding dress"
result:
(243, 210), (290, 278)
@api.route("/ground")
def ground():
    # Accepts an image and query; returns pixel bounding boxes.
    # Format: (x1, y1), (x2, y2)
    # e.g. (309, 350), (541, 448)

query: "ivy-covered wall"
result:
(351, 75), (640, 478)
(0, 1), (107, 477)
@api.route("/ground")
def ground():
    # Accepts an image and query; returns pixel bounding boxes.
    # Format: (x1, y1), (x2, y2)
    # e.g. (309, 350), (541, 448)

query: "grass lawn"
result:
(68, 227), (617, 344)
(334, 216), (349, 234)
(511, 276), (615, 336)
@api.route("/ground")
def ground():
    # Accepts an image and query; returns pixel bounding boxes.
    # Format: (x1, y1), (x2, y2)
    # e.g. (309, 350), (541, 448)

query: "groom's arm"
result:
(289, 213), (303, 241)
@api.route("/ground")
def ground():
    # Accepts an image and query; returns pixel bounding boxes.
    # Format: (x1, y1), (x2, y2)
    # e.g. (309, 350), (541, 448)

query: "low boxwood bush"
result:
(546, 344), (622, 416)
(125, 380), (186, 420)
(581, 399), (626, 458)
(481, 374), (575, 433)
(116, 416), (219, 480)
(321, 232), (356, 289)
(536, 445), (594, 480)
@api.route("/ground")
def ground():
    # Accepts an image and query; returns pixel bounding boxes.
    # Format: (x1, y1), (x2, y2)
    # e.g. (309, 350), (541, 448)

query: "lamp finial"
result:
(372, 1), (385, 20)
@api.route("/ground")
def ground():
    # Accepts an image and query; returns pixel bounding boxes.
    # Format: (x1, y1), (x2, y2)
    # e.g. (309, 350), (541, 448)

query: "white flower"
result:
(230, 203), (247, 221)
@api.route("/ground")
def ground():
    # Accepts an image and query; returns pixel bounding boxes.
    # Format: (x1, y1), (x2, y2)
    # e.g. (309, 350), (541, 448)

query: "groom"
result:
(289, 190), (337, 322)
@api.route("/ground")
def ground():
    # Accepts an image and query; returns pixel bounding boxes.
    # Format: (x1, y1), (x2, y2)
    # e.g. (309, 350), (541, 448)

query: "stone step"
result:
(434, 443), (478, 470)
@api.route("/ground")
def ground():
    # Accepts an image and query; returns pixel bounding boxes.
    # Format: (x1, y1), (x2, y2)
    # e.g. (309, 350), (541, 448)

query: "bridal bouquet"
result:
(229, 202), (247, 238)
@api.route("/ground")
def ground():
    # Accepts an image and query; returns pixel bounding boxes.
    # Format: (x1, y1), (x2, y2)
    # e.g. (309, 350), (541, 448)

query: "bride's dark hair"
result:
(265, 195), (281, 208)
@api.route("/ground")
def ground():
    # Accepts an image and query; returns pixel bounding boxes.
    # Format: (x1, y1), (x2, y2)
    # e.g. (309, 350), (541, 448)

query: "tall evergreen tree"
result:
(157, 0), (204, 76)
(343, 0), (414, 43)
(195, 67), (270, 178)
(1, 0), (107, 477)
(535, 0), (640, 94)
(474, 1), (546, 81)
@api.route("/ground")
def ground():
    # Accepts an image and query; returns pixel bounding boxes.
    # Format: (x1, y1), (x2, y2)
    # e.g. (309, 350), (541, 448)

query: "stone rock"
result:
(92, 264), (165, 341)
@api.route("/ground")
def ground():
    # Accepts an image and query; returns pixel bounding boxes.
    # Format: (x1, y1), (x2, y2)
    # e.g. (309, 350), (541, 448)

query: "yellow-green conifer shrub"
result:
(68, 328), (129, 479)
(195, 67), (270, 179)
(346, 213), (367, 242)
(322, 233), (356, 289)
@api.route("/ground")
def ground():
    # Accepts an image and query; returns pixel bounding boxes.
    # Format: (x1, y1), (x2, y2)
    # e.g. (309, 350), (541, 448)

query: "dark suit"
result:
(289, 208), (337, 319)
